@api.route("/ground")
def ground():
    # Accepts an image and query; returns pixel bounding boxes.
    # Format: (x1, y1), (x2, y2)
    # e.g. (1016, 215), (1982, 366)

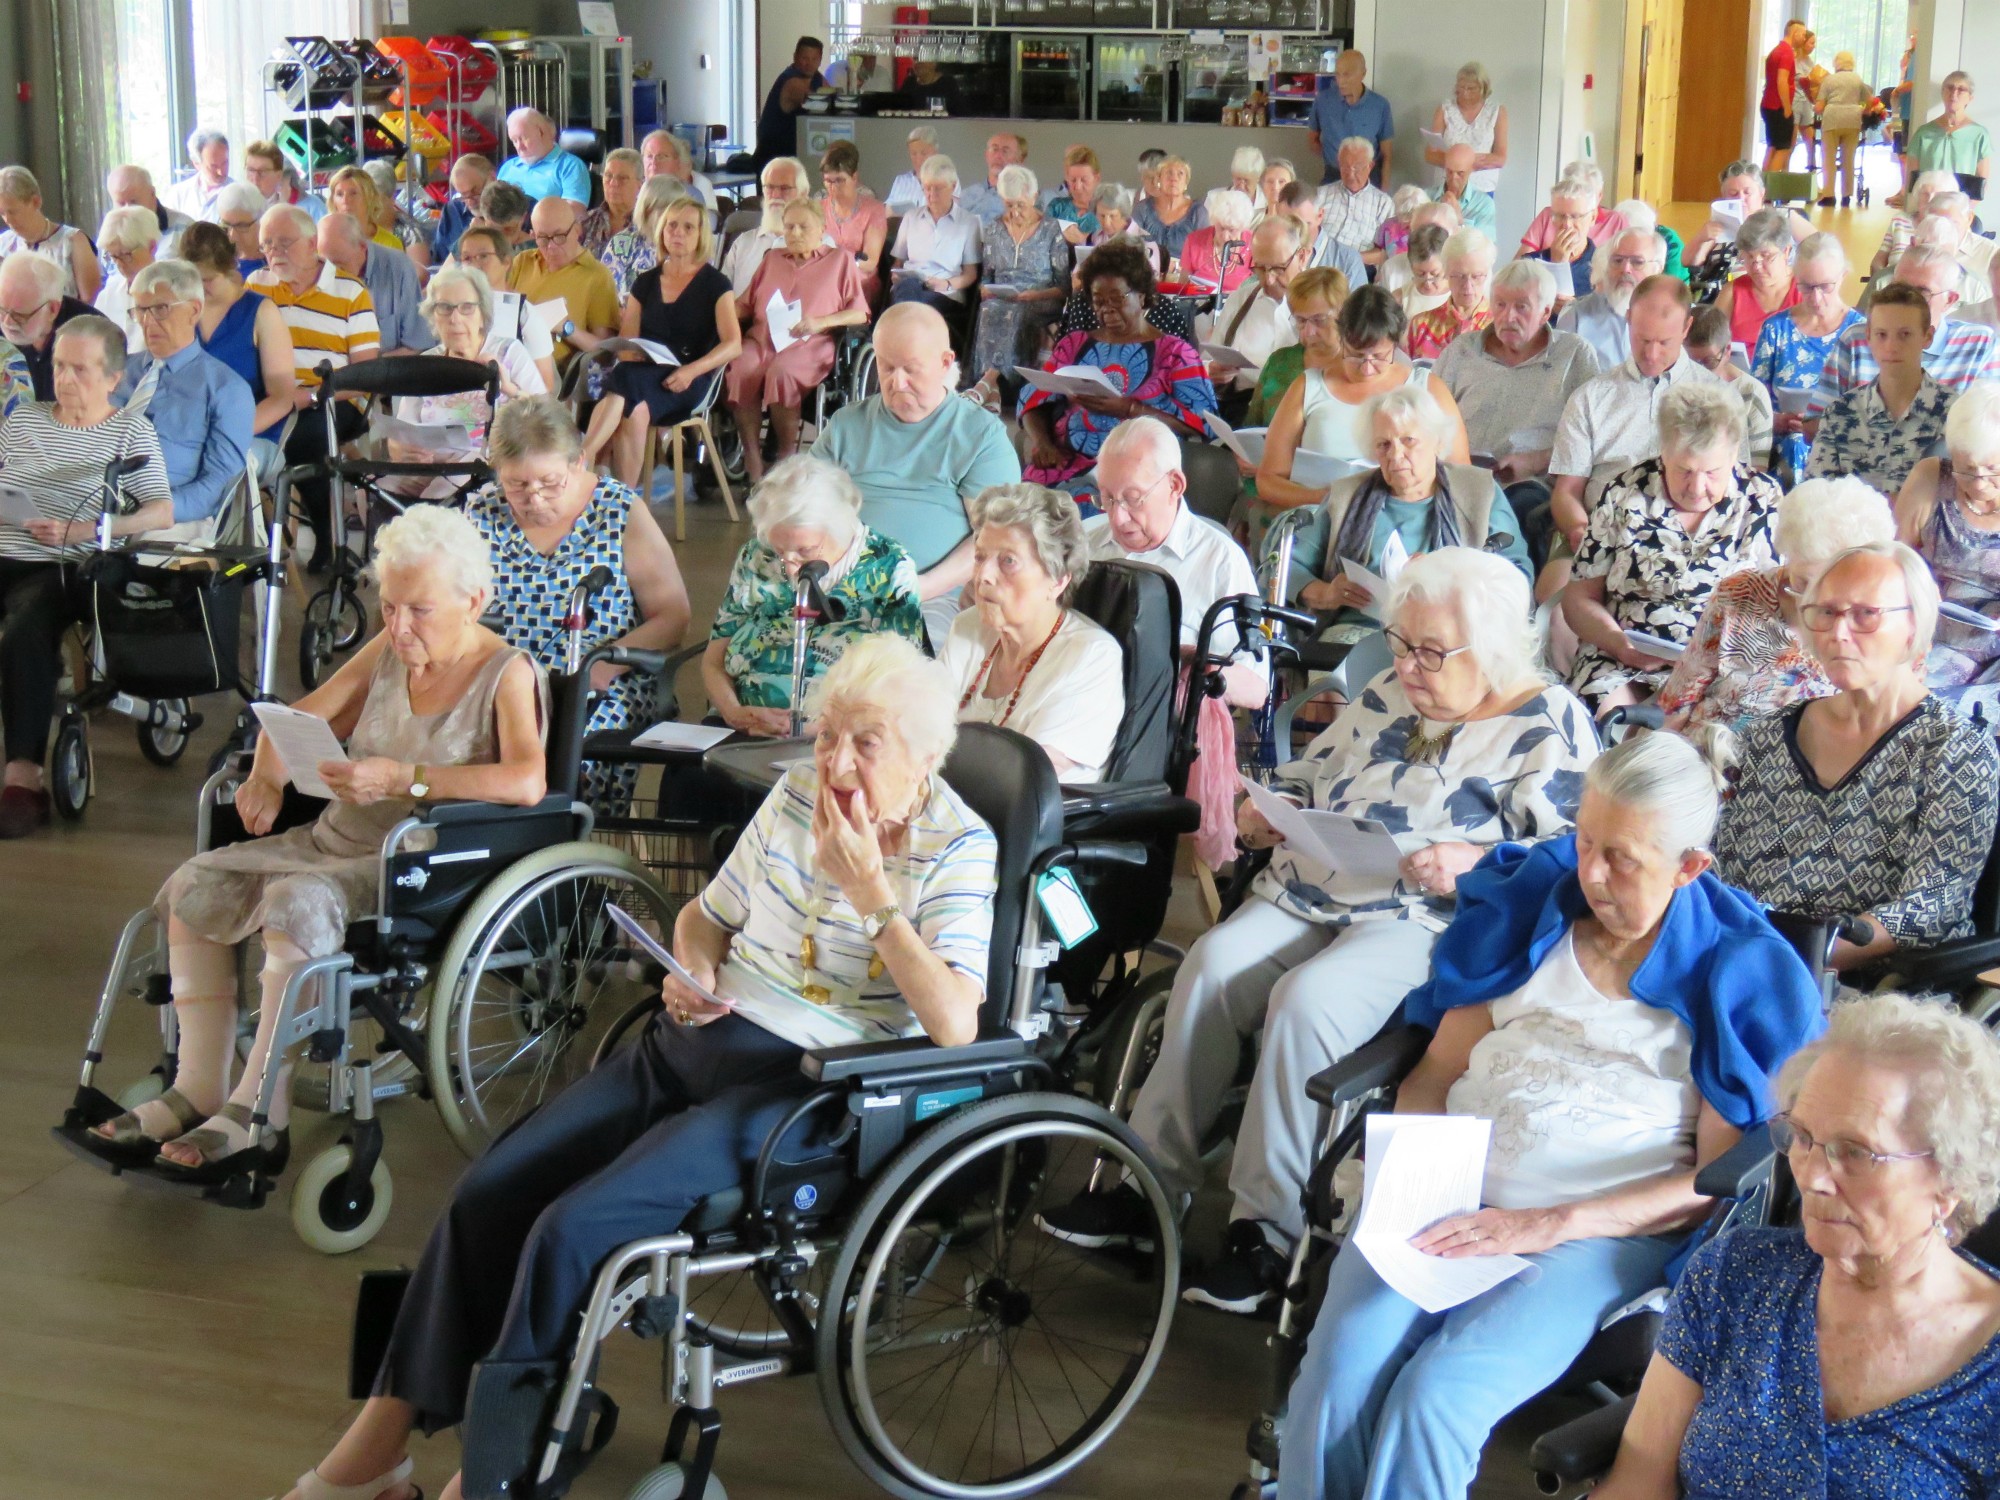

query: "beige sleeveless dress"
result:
(158, 644), (537, 957)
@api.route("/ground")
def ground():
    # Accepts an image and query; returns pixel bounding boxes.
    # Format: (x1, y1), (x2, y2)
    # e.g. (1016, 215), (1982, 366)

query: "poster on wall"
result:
(802, 117), (858, 159)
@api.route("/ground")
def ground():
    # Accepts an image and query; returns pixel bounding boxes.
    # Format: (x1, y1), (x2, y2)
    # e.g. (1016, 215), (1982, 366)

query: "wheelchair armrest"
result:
(1305, 1024), (1431, 1109)
(801, 1032), (1029, 1085)
(1527, 1393), (1634, 1489)
(1059, 783), (1203, 839)
(1694, 1122), (1774, 1199)
(417, 792), (579, 827)
(1883, 934), (2000, 992)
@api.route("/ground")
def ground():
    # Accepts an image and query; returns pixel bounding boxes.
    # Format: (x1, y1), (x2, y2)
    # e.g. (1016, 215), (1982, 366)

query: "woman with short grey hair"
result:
(967, 161), (1069, 413)
(704, 452), (923, 738)
(1717, 540), (1997, 972)
(0, 163), (99, 301)
(937, 483), (1122, 783)
(1596, 990), (2000, 1500)
(1725, 207), (1800, 350)
(1751, 231), (1860, 427)
(1563, 380), (1782, 715)
(1183, 188), (1257, 294)
(94, 205), (163, 345)
(1899, 380), (2000, 714)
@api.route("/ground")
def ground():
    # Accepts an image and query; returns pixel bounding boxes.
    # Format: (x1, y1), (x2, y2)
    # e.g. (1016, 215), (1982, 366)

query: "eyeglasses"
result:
(533, 226), (577, 245)
(1099, 468), (1171, 514)
(1771, 1114), (1934, 1175)
(1294, 311), (1336, 332)
(1801, 602), (1913, 633)
(259, 235), (305, 256)
(0, 298), (53, 327)
(498, 473), (570, 501)
(1384, 627), (1471, 672)
(1797, 279), (1843, 296)
(131, 301), (182, 323)
(1251, 261), (1292, 274)
(1608, 255), (1656, 271)
(431, 300), (481, 317)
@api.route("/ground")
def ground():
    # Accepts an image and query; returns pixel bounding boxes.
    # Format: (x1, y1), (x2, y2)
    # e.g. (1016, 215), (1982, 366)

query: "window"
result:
(1805, 0), (1907, 94)
(189, 0), (362, 168)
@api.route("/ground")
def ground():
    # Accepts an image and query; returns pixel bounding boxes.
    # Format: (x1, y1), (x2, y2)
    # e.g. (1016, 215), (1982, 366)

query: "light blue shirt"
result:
(497, 149), (592, 207)
(119, 340), (253, 523)
(1555, 292), (1631, 373)
(362, 242), (434, 354)
(1306, 232), (1368, 290)
(1308, 86), (1395, 174)
(1429, 184), (1495, 238)
(957, 180), (1005, 227)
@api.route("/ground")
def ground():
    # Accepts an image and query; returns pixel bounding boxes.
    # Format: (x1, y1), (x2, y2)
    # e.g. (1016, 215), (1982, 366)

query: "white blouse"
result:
(938, 608), (1125, 784)
(1438, 95), (1503, 196)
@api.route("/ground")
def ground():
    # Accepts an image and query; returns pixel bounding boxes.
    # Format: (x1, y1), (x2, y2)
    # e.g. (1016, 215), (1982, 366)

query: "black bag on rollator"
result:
(88, 551), (248, 698)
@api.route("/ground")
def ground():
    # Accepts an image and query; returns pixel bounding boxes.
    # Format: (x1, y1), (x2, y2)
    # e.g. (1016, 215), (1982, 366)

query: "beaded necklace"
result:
(958, 610), (1066, 728)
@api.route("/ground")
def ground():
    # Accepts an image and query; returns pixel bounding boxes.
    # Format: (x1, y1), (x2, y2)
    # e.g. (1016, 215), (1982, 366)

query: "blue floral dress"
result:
(1751, 306), (1865, 397)
(1917, 462), (2000, 716)
(465, 479), (655, 812)
(1252, 669), (1600, 929)
(1661, 1227), (2000, 1499)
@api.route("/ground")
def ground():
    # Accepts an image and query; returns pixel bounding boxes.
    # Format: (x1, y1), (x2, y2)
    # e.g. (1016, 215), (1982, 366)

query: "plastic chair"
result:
(643, 371), (739, 541)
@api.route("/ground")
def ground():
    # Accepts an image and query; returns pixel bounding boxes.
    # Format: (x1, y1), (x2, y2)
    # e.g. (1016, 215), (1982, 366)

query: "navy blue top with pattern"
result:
(1661, 1227), (2000, 1499)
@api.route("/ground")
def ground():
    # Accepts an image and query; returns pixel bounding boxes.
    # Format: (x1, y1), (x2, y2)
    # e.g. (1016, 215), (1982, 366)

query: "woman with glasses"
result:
(1898, 381), (2000, 715)
(1716, 541), (1999, 974)
(92, 206), (161, 347)
(1750, 232), (1860, 431)
(1274, 728), (1823, 1500)
(818, 140), (888, 303)
(1594, 991), (2000, 1500)
(449, 225), (557, 393)
(1562, 382), (1781, 717)
(1723, 208), (1801, 354)
(1042, 548), (1597, 1311)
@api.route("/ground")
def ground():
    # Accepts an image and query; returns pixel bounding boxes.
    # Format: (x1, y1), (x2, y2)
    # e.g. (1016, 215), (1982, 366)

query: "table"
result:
(704, 735), (813, 795)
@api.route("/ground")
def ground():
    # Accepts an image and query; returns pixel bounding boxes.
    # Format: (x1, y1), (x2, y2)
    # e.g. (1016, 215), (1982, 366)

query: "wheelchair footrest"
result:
(461, 1357), (568, 1499)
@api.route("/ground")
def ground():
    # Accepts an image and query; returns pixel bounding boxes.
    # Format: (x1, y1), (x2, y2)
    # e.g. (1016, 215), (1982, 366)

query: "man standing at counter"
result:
(755, 35), (825, 167)
(1307, 50), (1393, 188)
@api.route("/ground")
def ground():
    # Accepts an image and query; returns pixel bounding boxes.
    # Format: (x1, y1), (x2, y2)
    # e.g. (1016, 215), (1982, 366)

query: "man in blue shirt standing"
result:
(496, 109), (591, 207)
(1307, 49), (1394, 188)
(431, 153), (495, 262)
(119, 259), (253, 535)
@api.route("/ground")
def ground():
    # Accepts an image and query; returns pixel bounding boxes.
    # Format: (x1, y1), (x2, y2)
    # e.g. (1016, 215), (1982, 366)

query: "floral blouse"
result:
(1020, 328), (1219, 485)
(1653, 567), (1837, 732)
(1716, 696), (1999, 947)
(596, 224), (659, 300)
(1804, 372), (1955, 500)
(1252, 669), (1599, 930)
(1751, 306), (1864, 398)
(1568, 459), (1783, 710)
(713, 527), (924, 709)
(1406, 301), (1491, 363)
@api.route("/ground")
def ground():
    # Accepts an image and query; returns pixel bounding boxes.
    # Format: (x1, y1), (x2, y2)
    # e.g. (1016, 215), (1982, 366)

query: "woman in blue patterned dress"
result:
(1753, 232), (1862, 458)
(1594, 992), (2000, 1500)
(703, 453), (924, 736)
(1897, 382), (2000, 715)
(468, 397), (692, 812)
(1019, 239), (1218, 491)
(966, 165), (1070, 413)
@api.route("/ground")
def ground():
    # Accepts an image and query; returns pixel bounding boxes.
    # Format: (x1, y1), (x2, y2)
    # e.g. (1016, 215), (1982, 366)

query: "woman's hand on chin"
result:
(814, 780), (893, 911)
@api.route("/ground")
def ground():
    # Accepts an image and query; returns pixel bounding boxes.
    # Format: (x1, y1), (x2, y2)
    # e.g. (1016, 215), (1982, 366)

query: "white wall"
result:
(626, 0), (744, 144)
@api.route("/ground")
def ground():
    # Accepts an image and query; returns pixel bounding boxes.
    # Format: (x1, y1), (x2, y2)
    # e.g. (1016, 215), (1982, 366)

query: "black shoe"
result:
(1817, 195), (1836, 207)
(1036, 1182), (1158, 1252)
(1841, 196), (1852, 208)
(1181, 1219), (1289, 1315)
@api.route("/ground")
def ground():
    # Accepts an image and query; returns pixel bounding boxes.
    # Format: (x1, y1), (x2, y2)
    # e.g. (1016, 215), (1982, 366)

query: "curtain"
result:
(46, 0), (139, 236)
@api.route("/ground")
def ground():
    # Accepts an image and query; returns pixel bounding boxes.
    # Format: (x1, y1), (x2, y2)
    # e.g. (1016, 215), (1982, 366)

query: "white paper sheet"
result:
(1420, 127), (1449, 148)
(372, 415), (473, 450)
(1773, 386), (1816, 416)
(1338, 556), (1393, 619)
(1941, 600), (2000, 633)
(1237, 774), (1407, 881)
(895, 259), (954, 281)
(1708, 199), (1747, 242)
(767, 289), (806, 353)
(1013, 363), (1124, 399)
(251, 702), (348, 799)
(0, 480), (45, 525)
(1290, 448), (1367, 490)
(1200, 340), (1259, 370)
(1729, 342), (1752, 370)
(1353, 1114), (1535, 1313)
(1204, 410), (1268, 467)
(1622, 628), (1687, 661)
(1379, 530), (1410, 581)
(532, 298), (572, 335)
(597, 336), (681, 366)
(631, 720), (736, 753)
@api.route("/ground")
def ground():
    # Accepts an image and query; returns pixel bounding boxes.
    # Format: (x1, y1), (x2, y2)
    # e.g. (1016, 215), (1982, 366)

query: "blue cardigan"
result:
(1401, 834), (1825, 1128)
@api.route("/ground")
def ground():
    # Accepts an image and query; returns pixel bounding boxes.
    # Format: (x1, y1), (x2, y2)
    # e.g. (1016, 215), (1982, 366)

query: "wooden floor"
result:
(0, 174), (1896, 1497)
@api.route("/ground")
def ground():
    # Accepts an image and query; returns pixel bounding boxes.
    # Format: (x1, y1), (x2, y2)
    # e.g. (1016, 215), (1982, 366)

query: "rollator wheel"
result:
(137, 698), (192, 766)
(330, 582), (367, 651)
(428, 844), (677, 1156)
(50, 720), (91, 821)
(291, 1143), (394, 1254)
(1965, 985), (2000, 1033)
(816, 1093), (1181, 1500)
(298, 588), (367, 691)
(624, 1462), (728, 1500)
(712, 410), (749, 489)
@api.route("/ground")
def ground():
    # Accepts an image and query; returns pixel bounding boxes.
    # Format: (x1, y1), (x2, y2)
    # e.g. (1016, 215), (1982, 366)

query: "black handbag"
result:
(90, 552), (246, 697)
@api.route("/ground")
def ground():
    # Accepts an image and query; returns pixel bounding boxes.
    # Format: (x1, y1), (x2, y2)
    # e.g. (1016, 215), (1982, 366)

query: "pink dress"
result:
(726, 246), (869, 408)
(821, 191), (889, 304)
(1180, 227), (1252, 295)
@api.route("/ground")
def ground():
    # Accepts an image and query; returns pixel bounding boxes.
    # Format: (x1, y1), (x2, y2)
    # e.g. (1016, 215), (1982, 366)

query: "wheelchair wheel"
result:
(299, 585), (366, 691)
(625, 1463), (728, 1500)
(1088, 966), (1177, 1115)
(712, 409), (749, 489)
(815, 1093), (1180, 1500)
(50, 719), (91, 821)
(291, 1143), (395, 1254)
(848, 344), (879, 403)
(428, 843), (676, 1156)
(136, 698), (193, 767)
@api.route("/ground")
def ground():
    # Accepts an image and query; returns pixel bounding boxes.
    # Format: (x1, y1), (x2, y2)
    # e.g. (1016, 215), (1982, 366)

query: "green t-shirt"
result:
(1909, 118), (1993, 176)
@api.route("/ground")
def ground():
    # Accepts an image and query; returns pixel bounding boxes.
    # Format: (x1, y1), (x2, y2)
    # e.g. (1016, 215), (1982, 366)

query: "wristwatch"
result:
(409, 764), (431, 800)
(860, 902), (901, 941)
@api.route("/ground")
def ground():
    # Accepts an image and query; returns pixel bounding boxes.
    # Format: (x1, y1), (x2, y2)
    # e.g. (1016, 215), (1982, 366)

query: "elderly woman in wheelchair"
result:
(1588, 991), (2000, 1500)
(82, 505), (546, 1178)
(280, 635), (999, 1500)
(1043, 549), (1597, 1310)
(1277, 731), (1826, 1500)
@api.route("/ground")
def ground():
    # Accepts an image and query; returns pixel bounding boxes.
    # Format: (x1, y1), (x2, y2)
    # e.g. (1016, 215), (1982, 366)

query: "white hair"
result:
(1611, 198), (1658, 233)
(1492, 256), (1557, 309)
(0, 250), (67, 304)
(1947, 381), (2000, 466)
(1562, 159), (1606, 197)
(1390, 183), (1429, 220)
(1385, 547), (1543, 692)
(1794, 230), (1848, 275)
(261, 203), (316, 241)
(746, 453), (864, 550)
(1354, 381), (1458, 455)
(918, 154), (959, 189)
(1231, 145), (1267, 179)
(506, 107), (553, 132)
(1804, 541), (1941, 662)
(1658, 381), (1748, 459)
(906, 124), (940, 148)
(969, 484), (1091, 599)
(1441, 226), (1494, 273)
(1097, 414), (1183, 479)
(1586, 728), (1727, 855)
(106, 163), (154, 192)
(1777, 991), (2000, 1237)
(1204, 188), (1256, 232)
(1736, 208), (1795, 258)
(1929, 190), (1974, 223)
(761, 155), (808, 189)
(56, 313), (128, 376)
(1775, 478), (1895, 568)
(214, 181), (269, 222)
(370, 501), (493, 600)
(1897, 240), (1962, 281)
(0, 165), (41, 203)
(1551, 174), (1596, 207)
(1337, 135), (1374, 161)
(97, 205), (160, 255)
(1094, 181), (1135, 218)
(418, 262), (494, 334)
(488, 395), (583, 465)
(132, 258), (204, 309)
(996, 164), (1039, 203)
(1909, 170), (1958, 214)
(805, 633), (960, 770)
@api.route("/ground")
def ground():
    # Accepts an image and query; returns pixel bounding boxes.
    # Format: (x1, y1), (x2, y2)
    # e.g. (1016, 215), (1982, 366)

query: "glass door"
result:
(1093, 36), (1168, 123)
(1011, 35), (1087, 120)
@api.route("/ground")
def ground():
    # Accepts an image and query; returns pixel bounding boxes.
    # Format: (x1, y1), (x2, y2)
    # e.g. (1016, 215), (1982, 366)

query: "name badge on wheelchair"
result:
(1034, 867), (1098, 950)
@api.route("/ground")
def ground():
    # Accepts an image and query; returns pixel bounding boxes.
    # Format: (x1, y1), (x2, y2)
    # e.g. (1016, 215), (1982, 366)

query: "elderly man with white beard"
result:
(719, 157), (821, 295)
(1558, 227), (1667, 371)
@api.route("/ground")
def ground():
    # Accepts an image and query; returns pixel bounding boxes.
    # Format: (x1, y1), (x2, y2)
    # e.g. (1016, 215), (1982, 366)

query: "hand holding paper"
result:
(767, 290), (806, 352)
(252, 703), (349, 799)
(1352, 1114), (1535, 1313)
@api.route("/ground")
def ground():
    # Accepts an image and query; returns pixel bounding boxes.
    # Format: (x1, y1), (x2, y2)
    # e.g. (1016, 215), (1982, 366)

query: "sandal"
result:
(84, 1086), (205, 1165)
(282, 1456), (422, 1500)
(153, 1102), (290, 1185)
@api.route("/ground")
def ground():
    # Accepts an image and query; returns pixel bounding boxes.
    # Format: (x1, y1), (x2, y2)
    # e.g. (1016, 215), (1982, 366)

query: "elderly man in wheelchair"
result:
(276, 632), (1186, 1500)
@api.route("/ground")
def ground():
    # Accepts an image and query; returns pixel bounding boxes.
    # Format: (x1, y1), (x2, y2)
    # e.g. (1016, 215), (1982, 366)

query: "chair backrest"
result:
(1964, 817), (2000, 939)
(718, 207), (761, 268)
(938, 724), (1065, 1030)
(1070, 558), (1181, 786)
(1179, 437), (1242, 528)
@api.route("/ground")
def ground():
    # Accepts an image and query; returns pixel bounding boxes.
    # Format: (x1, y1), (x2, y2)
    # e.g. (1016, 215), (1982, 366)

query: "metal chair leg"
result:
(697, 416), (737, 521)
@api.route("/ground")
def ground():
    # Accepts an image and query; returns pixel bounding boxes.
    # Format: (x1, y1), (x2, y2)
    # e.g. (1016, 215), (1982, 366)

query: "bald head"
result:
(316, 212), (368, 272)
(1441, 143), (1477, 199)
(507, 108), (557, 163)
(106, 164), (159, 211)
(872, 303), (955, 422)
(530, 195), (583, 268)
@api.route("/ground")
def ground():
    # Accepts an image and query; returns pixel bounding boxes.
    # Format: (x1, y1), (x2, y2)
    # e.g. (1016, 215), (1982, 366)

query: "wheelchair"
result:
(421, 723), (1187, 1500)
(43, 453), (285, 820)
(288, 354), (501, 690)
(51, 631), (681, 1253)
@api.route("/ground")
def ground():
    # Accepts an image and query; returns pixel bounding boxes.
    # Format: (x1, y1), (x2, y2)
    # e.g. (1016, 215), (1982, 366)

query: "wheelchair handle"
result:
(1835, 913), (1874, 947)
(1033, 840), (1148, 876)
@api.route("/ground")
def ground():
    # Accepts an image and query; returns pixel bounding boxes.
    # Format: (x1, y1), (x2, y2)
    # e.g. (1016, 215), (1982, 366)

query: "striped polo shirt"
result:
(247, 259), (379, 386)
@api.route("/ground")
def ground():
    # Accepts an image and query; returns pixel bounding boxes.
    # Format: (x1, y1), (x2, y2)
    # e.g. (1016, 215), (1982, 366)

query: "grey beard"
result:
(1606, 284), (1636, 315)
